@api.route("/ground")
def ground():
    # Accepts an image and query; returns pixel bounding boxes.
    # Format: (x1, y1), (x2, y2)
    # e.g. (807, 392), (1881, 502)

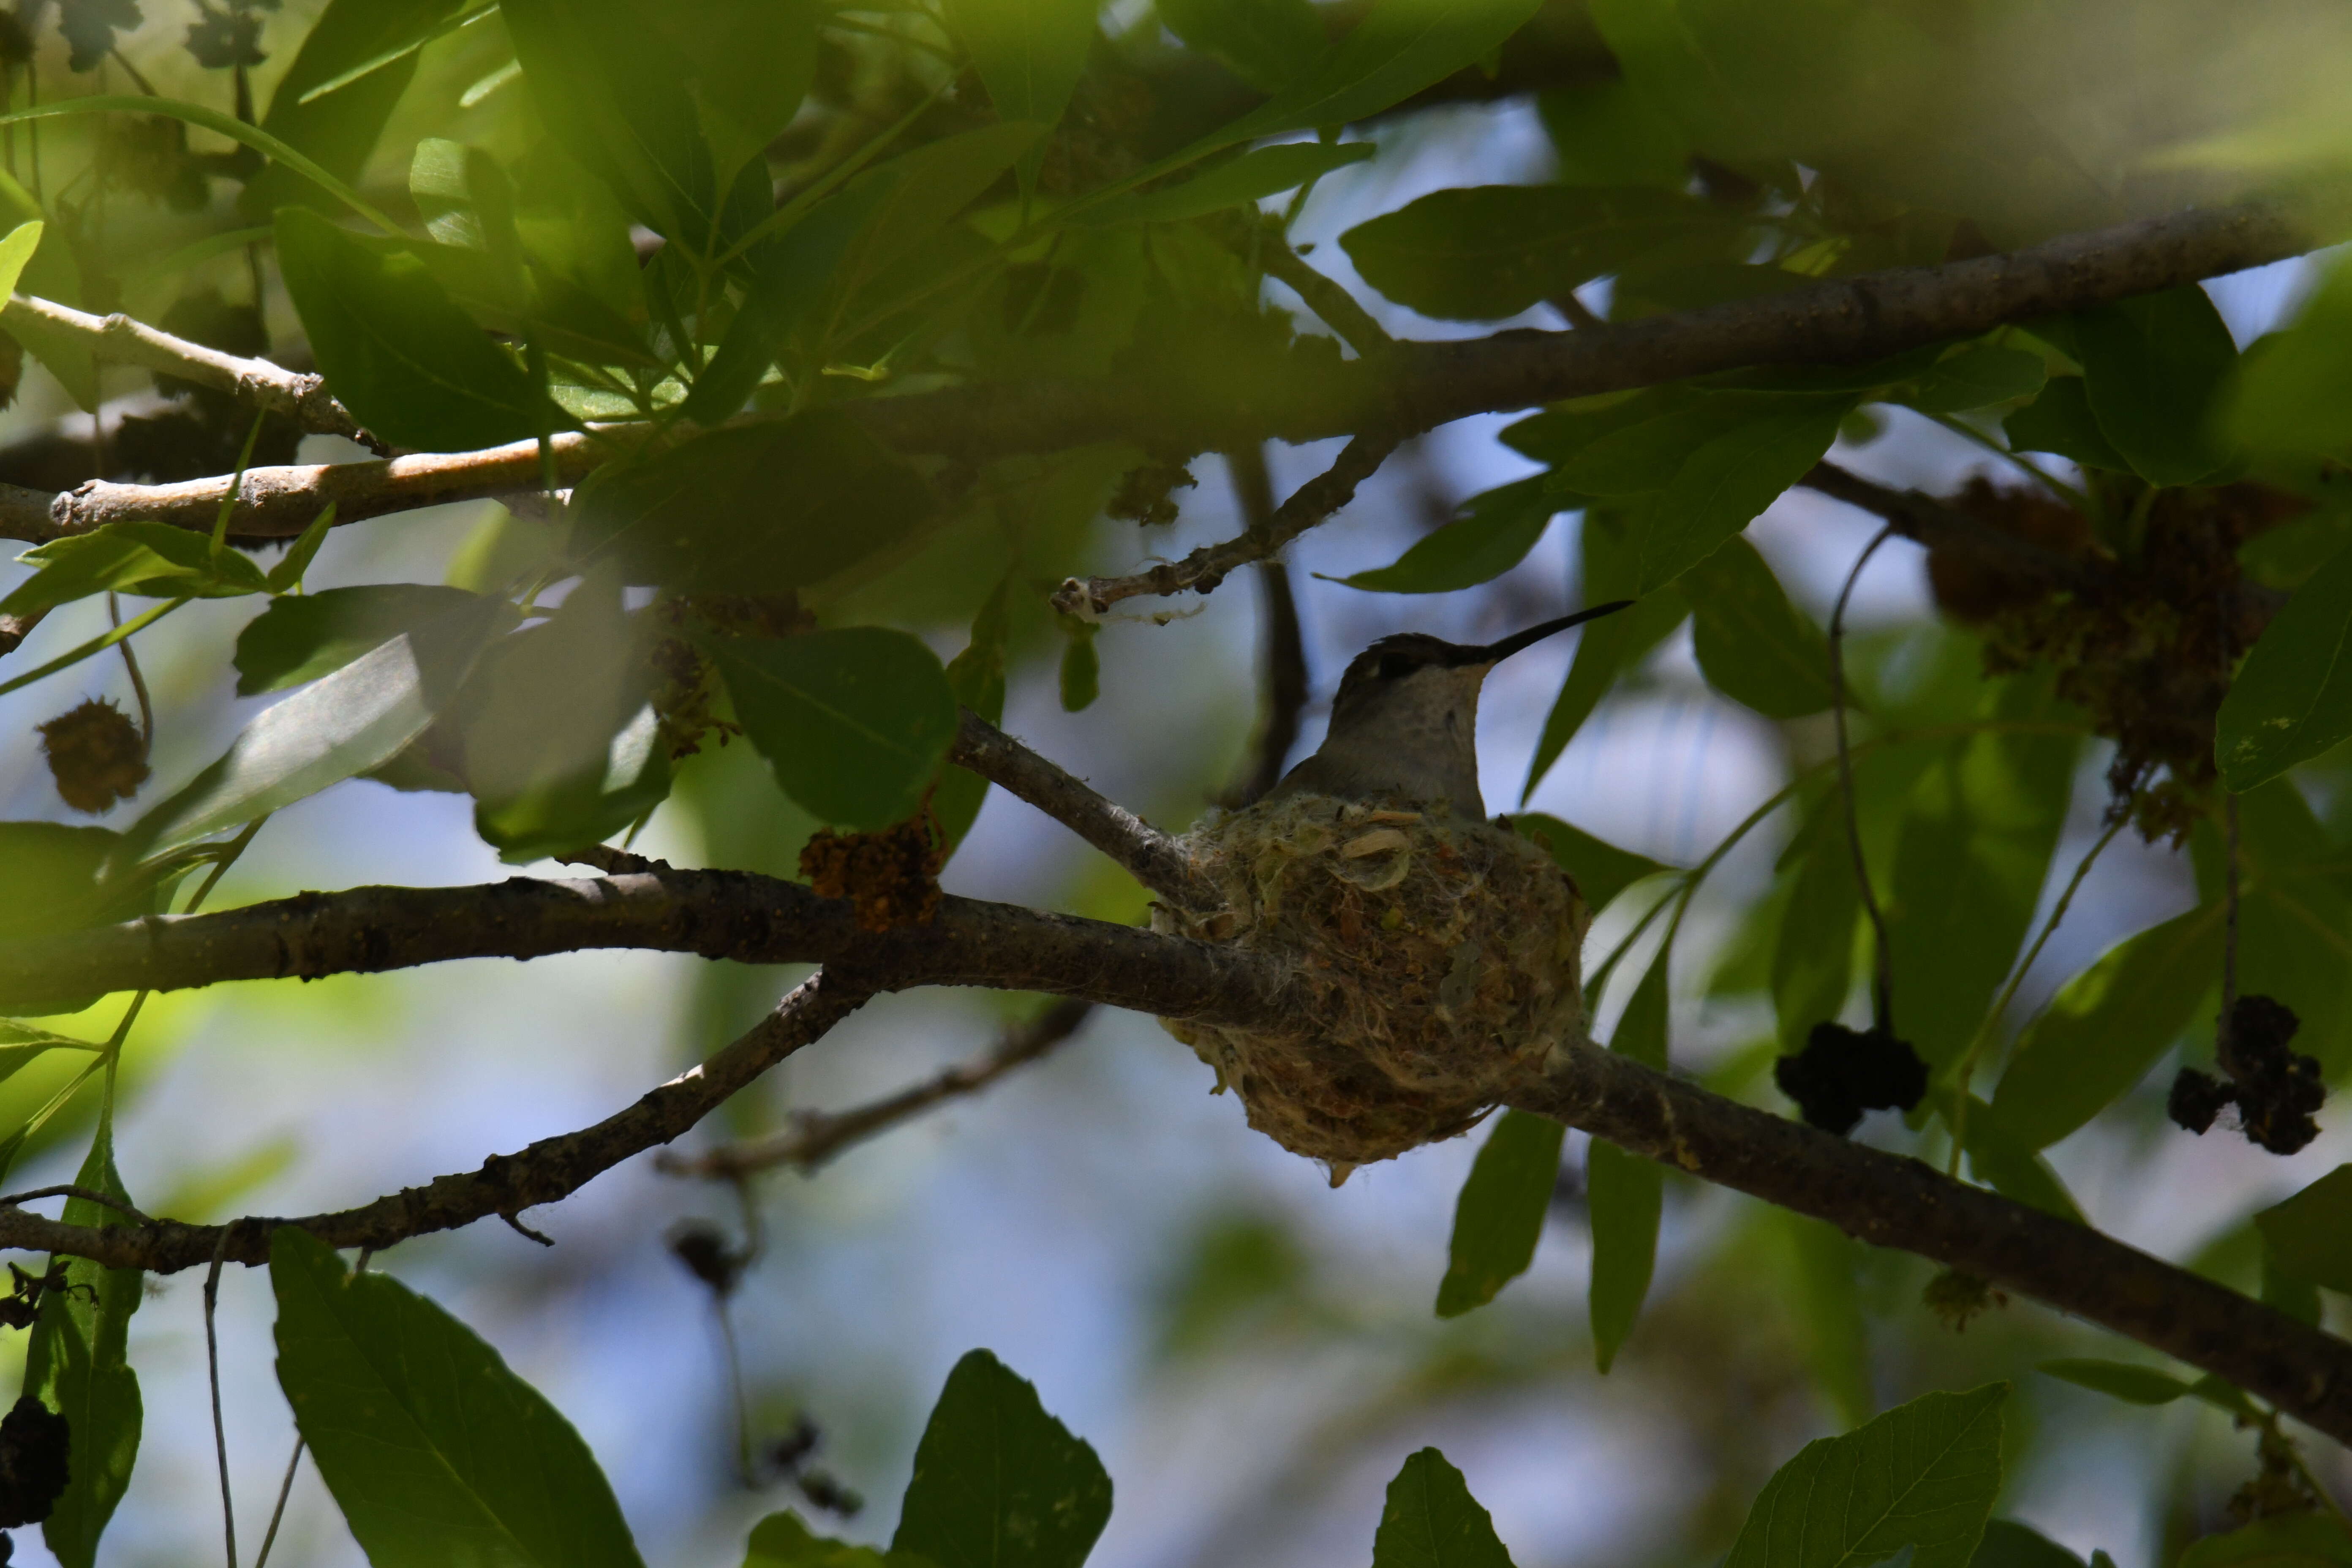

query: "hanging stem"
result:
(250, 1438), (304, 1568)
(2220, 791), (2243, 1064)
(1831, 525), (1898, 1033)
(106, 592), (153, 751)
(205, 1226), (238, 1568)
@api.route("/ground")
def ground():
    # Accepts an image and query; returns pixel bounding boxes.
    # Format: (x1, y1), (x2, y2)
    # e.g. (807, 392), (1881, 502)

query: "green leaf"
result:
(500, 0), (717, 246)
(276, 207), (556, 453)
(0, 217), (44, 299)
(263, 504), (339, 595)
(2217, 536), (2352, 791)
(653, 0), (821, 182)
(2002, 378), (2130, 472)
(243, 0), (474, 218)
(1726, 1385), (2008, 1568)
(2074, 287), (2240, 487)
(1511, 813), (1665, 913)
(2227, 256), (2352, 457)
(1541, 79), (1693, 190)
(2177, 1516), (2352, 1568)
(2035, 1358), (2194, 1407)
(0, 521), (267, 617)
(1080, 142), (1375, 226)
(460, 572), (672, 862)
(946, 0), (1099, 133)
(1782, 1212), (1872, 1428)
(25, 1113), (142, 1568)
(1160, 0), (1323, 91)
(0, 172), (95, 409)
(891, 1348), (1113, 1568)
(747, 1509), (930, 1568)
(2193, 784), (2352, 1073)
(1638, 400), (1851, 591)
(1685, 535), (1835, 717)
(1435, 1110), (1564, 1318)
(270, 1226), (646, 1568)
(1958, 1102), (2085, 1225)
(1898, 347), (2048, 415)
(1590, 951), (1666, 1372)
(2255, 1165), (2352, 1296)
(935, 578), (1014, 854)
(1372, 1448), (1516, 1568)
(119, 593), (508, 861)
(1884, 678), (2079, 1071)
(1059, 622), (1101, 713)
(234, 585), (486, 696)
(1341, 184), (1731, 322)
(0, 822), (161, 945)
(1240, 0), (1546, 141)
(1988, 906), (2224, 1149)
(1333, 477), (1559, 593)
(707, 628), (958, 830)
(1522, 508), (1688, 798)
(571, 414), (936, 594)
(1971, 1521), (2086, 1568)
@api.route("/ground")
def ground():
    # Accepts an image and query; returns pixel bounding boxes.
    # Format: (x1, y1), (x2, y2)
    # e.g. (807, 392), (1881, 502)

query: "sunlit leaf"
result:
(0, 522), (267, 617)
(1435, 1110), (1563, 1317)
(270, 1227), (647, 1568)
(892, 1349), (1112, 1568)
(244, 0), (474, 217)
(234, 585), (485, 696)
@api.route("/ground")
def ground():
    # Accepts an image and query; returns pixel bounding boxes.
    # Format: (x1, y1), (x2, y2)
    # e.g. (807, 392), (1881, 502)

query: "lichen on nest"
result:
(1155, 793), (1590, 1180)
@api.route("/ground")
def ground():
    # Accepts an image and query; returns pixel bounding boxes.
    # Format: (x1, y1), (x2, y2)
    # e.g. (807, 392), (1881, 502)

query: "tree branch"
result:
(1255, 236), (1394, 359)
(658, 996), (1095, 1179)
(1054, 432), (1399, 615)
(1511, 1041), (2352, 1446)
(3, 294), (386, 453)
(0, 868), (1288, 1024)
(949, 708), (1209, 906)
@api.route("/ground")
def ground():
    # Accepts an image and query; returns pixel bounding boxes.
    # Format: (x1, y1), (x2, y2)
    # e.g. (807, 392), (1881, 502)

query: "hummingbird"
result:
(1265, 601), (1634, 819)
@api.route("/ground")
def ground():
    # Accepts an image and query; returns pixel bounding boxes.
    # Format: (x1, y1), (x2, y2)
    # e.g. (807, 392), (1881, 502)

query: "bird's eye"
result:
(1377, 653), (1416, 681)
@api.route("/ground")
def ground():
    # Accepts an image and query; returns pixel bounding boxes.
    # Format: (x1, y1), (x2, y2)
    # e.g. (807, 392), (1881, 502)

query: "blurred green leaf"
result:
(1639, 399), (1851, 591)
(892, 1349), (1112, 1568)
(2228, 256), (2352, 457)
(1081, 142), (1374, 226)
(25, 1110), (141, 1568)
(936, 578), (1013, 853)
(501, 0), (717, 246)
(1435, 1109), (1564, 1318)
(1958, 1101), (2085, 1224)
(654, 0), (820, 181)
(1232, 0), (1546, 143)
(2074, 287), (2239, 487)
(1884, 678), (2079, 1071)
(1541, 80), (1693, 189)
(119, 593), (509, 861)
(572, 414), (936, 594)
(0, 522), (267, 617)
(1725, 1384), (2008, 1568)
(276, 207), (556, 453)
(1685, 535), (1835, 717)
(0, 823), (162, 949)
(1591, 950), (1666, 1372)
(1334, 478), (1560, 593)
(707, 628), (958, 830)
(1059, 621), (1100, 712)
(1511, 812), (1664, 912)
(2255, 1165), (2352, 1295)
(1783, 1211), (1872, 1427)
(1522, 507), (1688, 799)
(2177, 1515), (2352, 1568)
(263, 505), (338, 595)
(2035, 1358), (2194, 1407)
(1989, 906), (2224, 1149)
(2003, 378), (2130, 471)
(1898, 347), (2048, 415)
(1971, 1521), (2085, 1568)
(0, 217), (44, 300)
(234, 585), (486, 696)
(1158, 0), (1323, 93)
(270, 1226), (647, 1568)
(2265, 1237), (2324, 1327)
(1341, 184), (1733, 321)
(1372, 1448), (1516, 1568)
(244, 0), (474, 217)
(2194, 784), (2352, 1073)
(947, 0), (1097, 133)
(748, 1510), (931, 1568)
(0, 171), (95, 408)
(2217, 537), (2352, 791)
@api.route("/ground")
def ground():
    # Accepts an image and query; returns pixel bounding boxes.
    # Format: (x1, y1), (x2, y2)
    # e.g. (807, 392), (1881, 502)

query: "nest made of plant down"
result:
(1154, 794), (1590, 1180)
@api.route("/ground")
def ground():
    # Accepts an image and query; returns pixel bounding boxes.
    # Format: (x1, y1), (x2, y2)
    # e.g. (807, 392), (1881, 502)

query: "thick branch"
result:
(1513, 1042), (2352, 1445)
(0, 868), (1287, 1024)
(3, 295), (384, 452)
(659, 996), (1094, 1178)
(1054, 432), (1399, 614)
(949, 708), (1209, 906)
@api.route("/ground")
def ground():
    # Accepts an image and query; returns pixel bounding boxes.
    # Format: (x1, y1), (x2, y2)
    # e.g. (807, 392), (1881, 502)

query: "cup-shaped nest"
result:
(1155, 795), (1589, 1178)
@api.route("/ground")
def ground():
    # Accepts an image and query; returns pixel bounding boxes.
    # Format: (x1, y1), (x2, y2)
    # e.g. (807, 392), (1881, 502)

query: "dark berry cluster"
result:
(2168, 995), (2325, 1155)
(1775, 1021), (1929, 1136)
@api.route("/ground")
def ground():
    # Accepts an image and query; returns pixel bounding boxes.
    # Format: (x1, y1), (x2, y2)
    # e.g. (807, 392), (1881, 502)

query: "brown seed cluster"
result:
(36, 698), (148, 814)
(1920, 1267), (2007, 1333)
(1927, 477), (2302, 842)
(2167, 994), (2326, 1155)
(799, 817), (945, 933)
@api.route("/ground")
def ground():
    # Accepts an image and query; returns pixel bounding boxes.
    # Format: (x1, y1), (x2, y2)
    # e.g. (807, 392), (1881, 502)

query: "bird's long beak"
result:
(1471, 599), (1635, 665)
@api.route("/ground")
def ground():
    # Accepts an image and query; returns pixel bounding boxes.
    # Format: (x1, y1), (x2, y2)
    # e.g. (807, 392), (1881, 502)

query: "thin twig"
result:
(206, 1224), (237, 1568)
(0, 1184), (153, 1222)
(106, 591), (152, 751)
(1255, 234), (1394, 359)
(663, 998), (1096, 1179)
(250, 1440), (303, 1568)
(1223, 445), (1309, 806)
(1831, 525), (1897, 1033)
(1054, 433), (1399, 615)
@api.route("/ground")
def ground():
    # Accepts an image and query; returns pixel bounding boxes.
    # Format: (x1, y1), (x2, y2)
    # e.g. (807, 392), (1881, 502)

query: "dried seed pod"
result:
(1156, 795), (1588, 1178)
(36, 698), (148, 814)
